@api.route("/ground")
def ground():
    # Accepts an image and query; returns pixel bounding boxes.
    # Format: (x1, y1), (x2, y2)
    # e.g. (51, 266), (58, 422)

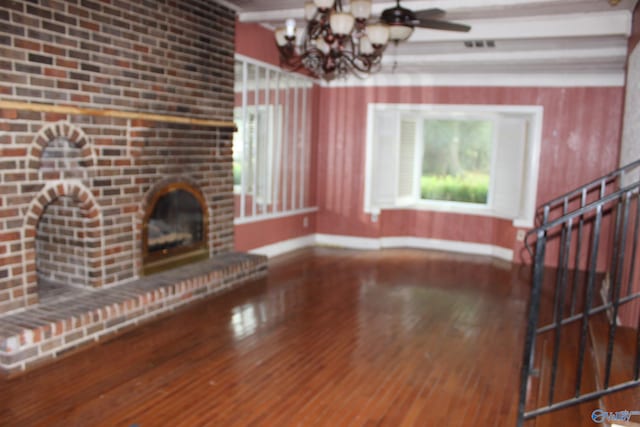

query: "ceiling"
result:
(226, 0), (637, 80)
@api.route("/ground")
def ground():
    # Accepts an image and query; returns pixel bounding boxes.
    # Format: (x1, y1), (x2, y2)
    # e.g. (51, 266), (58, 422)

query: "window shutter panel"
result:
(397, 117), (418, 205)
(492, 116), (527, 219)
(370, 110), (400, 210)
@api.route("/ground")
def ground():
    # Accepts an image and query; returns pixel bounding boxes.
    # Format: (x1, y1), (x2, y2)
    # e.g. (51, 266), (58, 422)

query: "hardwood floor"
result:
(0, 247), (602, 426)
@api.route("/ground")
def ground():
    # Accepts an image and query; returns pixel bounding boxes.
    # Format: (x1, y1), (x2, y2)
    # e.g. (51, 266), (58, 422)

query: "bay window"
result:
(364, 104), (543, 227)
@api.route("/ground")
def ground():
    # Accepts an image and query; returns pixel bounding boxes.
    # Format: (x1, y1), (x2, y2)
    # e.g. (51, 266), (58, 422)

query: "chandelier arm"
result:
(277, 46), (307, 72)
(340, 50), (375, 74)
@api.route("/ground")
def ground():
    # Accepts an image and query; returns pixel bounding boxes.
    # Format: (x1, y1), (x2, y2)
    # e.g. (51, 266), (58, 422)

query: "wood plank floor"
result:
(0, 247), (610, 426)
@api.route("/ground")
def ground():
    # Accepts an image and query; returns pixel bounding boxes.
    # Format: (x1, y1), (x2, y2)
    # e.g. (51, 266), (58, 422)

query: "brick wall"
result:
(0, 0), (234, 119)
(36, 196), (90, 287)
(0, 0), (236, 314)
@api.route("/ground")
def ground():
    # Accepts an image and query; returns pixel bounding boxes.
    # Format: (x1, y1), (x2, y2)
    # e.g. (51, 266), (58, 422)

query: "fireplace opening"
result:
(143, 183), (209, 275)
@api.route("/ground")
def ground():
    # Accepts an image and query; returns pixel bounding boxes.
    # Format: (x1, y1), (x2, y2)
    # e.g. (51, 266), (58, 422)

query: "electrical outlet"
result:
(303, 216), (309, 228)
(516, 229), (526, 242)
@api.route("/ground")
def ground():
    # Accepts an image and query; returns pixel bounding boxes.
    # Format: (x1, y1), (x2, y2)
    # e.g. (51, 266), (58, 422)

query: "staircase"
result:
(517, 159), (640, 427)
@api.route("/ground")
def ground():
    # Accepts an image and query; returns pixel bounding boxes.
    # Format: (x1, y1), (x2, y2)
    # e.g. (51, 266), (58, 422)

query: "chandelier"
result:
(274, 0), (393, 81)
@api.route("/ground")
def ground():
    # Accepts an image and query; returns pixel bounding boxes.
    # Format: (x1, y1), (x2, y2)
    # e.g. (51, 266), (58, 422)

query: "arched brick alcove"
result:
(23, 182), (105, 302)
(27, 120), (96, 180)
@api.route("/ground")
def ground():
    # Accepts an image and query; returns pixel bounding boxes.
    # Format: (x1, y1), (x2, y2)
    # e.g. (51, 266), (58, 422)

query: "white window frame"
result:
(233, 104), (280, 204)
(364, 103), (543, 228)
(233, 54), (318, 224)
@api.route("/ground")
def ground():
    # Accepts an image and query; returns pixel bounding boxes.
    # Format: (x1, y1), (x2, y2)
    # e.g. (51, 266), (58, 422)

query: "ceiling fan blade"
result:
(413, 8), (446, 20)
(414, 19), (471, 32)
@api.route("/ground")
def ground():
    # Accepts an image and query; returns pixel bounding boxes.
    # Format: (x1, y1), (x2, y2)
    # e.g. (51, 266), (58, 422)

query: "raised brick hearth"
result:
(0, 253), (267, 372)
(0, 1), (269, 372)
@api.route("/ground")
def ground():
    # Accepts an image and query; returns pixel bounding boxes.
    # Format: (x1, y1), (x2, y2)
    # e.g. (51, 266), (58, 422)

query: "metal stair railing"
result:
(535, 158), (640, 228)
(517, 177), (640, 427)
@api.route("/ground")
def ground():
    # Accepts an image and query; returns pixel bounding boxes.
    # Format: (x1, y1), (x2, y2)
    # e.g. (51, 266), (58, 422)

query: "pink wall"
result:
(235, 21), (280, 67)
(315, 85), (625, 263)
(234, 23), (626, 267)
(380, 210), (515, 247)
(235, 212), (316, 252)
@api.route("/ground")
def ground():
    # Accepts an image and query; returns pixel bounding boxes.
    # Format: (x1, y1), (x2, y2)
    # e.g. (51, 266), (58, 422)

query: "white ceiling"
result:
(226, 0), (637, 79)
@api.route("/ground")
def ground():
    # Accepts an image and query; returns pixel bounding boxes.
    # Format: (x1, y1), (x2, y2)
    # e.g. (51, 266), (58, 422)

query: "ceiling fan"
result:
(380, 1), (471, 42)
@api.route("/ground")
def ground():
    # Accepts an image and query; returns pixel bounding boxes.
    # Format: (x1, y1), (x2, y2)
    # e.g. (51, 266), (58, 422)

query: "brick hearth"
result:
(0, 252), (267, 373)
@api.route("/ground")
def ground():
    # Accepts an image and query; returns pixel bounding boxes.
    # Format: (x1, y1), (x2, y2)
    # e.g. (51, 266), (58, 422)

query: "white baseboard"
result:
(248, 234), (316, 258)
(249, 233), (513, 262)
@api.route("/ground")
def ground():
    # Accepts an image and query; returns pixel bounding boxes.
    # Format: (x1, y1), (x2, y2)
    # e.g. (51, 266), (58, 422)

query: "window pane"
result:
(232, 111), (243, 190)
(233, 61), (244, 194)
(421, 119), (493, 204)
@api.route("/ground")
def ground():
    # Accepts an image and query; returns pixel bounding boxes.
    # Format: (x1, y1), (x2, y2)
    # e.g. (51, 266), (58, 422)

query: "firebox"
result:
(142, 183), (209, 275)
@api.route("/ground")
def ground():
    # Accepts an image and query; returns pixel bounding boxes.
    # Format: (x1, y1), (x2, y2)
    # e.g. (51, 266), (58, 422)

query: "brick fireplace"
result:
(142, 179), (210, 276)
(0, 0), (267, 371)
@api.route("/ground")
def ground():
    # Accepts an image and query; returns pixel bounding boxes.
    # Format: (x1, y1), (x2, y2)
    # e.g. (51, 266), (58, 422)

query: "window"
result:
(233, 105), (279, 203)
(365, 104), (542, 226)
(421, 119), (493, 204)
(233, 56), (315, 221)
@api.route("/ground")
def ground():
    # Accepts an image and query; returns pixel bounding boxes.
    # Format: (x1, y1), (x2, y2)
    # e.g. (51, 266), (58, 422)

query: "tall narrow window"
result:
(233, 106), (277, 203)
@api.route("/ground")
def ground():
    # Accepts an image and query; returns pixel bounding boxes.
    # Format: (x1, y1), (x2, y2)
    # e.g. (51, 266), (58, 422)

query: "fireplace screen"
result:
(143, 184), (208, 275)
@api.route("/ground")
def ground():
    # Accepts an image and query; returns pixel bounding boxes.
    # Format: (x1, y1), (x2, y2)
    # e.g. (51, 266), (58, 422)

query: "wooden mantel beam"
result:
(0, 100), (236, 130)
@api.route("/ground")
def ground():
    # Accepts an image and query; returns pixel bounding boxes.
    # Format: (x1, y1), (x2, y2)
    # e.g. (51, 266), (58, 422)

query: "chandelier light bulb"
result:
(359, 35), (374, 55)
(275, 28), (288, 46)
(329, 12), (355, 36)
(304, 1), (317, 21)
(388, 24), (413, 42)
(366, 23), (390, 46)
(315, 37), (330, 54)
(313, 0), (334, 10)
(285, 18), (297, 38)
(295, 27), (306, 46)
(351, 0), (372, 20)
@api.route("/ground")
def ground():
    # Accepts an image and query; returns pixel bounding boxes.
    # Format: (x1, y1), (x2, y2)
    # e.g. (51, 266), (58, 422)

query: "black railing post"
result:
(517, 229), (547, 427)
(570, 189), (587, 315)
(604, 192), (631, 389)
(575, 204), (603, 397)
(549, 218), (573, 405)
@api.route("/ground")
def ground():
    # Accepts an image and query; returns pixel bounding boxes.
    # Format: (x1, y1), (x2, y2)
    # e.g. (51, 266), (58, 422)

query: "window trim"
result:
(233, 104), (281, 203)
(364, 103), (544, 228)
(233, 55), (316, 221)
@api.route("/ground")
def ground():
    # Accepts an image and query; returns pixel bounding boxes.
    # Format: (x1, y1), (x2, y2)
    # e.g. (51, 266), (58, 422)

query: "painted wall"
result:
(235, 21), (280, 67)
(234, 22), (627, 268)
(315, 85), (625, 264)
(234, 22), (319, 253)
(235, 212), (316, 252)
